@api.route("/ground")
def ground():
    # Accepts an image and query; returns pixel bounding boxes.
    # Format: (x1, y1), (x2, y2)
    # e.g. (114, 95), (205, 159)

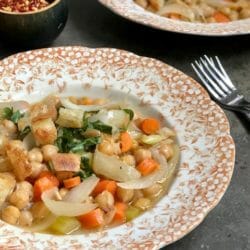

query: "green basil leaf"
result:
(18, 126), (31, 140)
(2, 107), (13, 120)
(91, 120), (112, 134)
(10, 110), (23, 123)
(70, 136), (101, 153)
(75, 157), (93, 180)
(123, 109), (134, 120)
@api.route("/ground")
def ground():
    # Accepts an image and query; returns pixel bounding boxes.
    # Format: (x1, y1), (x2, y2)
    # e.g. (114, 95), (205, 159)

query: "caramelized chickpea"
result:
(1, 205), (20, 225)
(41, 144), (58, 161)
(116, 187), (134, 203)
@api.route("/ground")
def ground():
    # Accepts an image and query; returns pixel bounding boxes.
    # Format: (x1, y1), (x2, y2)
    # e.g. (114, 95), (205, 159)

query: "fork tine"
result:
(193, 61), (226, 97)
(214, 56), (236, 90)
(201, 56), (229, 94)
(191, 63), (220, 100)
(203, 55), (229, 83)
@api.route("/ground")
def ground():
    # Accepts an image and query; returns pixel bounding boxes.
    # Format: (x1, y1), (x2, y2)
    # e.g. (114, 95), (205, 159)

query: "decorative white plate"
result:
(99, 0), (250, 36)
(0, 47), (235, 249)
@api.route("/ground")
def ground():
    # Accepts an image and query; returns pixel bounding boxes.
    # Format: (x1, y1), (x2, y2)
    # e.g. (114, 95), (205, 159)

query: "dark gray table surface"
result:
(0, 1), (249, 249)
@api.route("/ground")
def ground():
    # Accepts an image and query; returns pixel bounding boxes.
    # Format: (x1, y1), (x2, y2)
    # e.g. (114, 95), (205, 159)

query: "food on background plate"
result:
(0, 95), (179, 234)
(134, 0), (250, 23)
(0, 0), (51, 13)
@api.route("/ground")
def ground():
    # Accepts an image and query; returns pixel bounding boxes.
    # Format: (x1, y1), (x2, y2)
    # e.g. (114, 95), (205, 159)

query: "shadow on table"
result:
(69, 0), (250, 67)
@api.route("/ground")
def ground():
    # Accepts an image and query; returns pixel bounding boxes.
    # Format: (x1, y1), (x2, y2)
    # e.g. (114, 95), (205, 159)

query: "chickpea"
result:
(113, 142), (121, 155)
(19, 210), (33, 226)
(116, 187), (134, 203)
(93, 98), (106, 105)
(142, 183), (162, 197)
(98, 140), (114, 156)
(133, 190), (144, 200)
(0, 158), (12, 172)
(41, 144), (58, 162)
(30, 162), (46, 178)
(229, 10), (239, 21)
(134, 148), (152, 163)
(9, 181), (33, 209)
(2, 119), (17, 134)
(95, 191), (114, 212)
(135, 0), (148, 8)
(149, 0), (164, 11)
(131, 139), (139, 150)
(240, 9), (250, 19)
(8, 140), (24, 149)
(160, 144), (173, 160)
(134, 198), (151, 210)
(83, 128), (101, 138)
(0, 134), (7, 155)
(31, 201), (50, 220)
(121, 154), (136, 166)
(1, 205), (20, 225)
(59, 188), (68, 199)
(28, 148), (43, 163)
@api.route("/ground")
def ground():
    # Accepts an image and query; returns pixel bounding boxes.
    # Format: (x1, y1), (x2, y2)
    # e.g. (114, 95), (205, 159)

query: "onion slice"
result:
(157, 3), (195, 21)
(0, 101), (30, 112)
(63, 175), (99, 202)
(61, 98), (119, 112)
(117, 147), (179, 189)
(93, 150), (141, 182)
(42, 188), (97, 216)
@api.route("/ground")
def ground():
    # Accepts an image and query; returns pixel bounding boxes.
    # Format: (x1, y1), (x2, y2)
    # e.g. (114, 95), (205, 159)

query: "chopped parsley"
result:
(2, 107), (23, 124)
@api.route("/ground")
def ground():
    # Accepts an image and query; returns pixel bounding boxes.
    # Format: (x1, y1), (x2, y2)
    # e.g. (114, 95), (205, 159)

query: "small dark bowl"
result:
(0, 0), (68, 47)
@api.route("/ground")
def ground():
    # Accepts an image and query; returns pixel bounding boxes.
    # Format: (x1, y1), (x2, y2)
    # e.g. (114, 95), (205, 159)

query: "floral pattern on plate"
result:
(99, 0), (250, 36)
(0, 47), (235, 249)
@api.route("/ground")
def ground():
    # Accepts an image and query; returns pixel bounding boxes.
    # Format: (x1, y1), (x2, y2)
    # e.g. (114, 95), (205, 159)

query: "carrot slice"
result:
(38, 171), (54, 179)
(120, 132), (133, 153)
(113, 202), (127, 223)
(78, 208), (104, 229)
(33, 173), (59, 201)
(136, 158), (158, 176)
(63, 176), (81, 189)
(92, 180), (117, 197)
(213, 11), (230, 23)
(169, 13), (181, 20)
(78, 97), (94, 105)
(140, 118), (160, 135)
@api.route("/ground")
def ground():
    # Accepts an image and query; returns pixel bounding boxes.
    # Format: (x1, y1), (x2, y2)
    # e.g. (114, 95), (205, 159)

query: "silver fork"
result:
(191, 55), (250, 122)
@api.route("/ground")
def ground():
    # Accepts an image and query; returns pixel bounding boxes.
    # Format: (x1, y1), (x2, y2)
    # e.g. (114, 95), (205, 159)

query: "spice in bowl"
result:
(0, 0), (51, 13)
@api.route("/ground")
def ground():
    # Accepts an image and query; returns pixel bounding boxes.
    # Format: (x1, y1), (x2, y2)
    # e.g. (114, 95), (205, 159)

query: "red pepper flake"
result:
(0, 0), (51, 13)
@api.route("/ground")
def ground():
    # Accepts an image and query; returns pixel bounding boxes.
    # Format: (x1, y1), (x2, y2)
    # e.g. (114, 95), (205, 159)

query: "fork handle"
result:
(240, 110), (250, 123)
